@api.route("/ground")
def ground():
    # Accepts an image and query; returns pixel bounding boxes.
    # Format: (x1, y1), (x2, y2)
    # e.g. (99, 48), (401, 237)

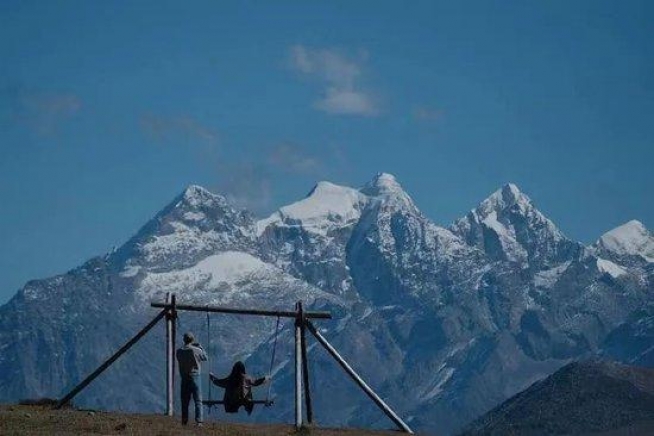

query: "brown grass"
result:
(0, 405), (400, 436)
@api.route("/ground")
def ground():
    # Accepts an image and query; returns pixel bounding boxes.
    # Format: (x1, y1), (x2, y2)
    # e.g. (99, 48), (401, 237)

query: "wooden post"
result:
(56, 309), (167, 409)
(294, 301), (303, 429)
(298, 302), (313, 424)
(306, 321), (414, 434)
(170, 294), (177, 414)
(165, 293), (173, 416)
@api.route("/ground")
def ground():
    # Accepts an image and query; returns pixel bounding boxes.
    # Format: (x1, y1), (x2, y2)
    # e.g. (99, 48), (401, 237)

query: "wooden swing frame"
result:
(55, 293), (413, 433)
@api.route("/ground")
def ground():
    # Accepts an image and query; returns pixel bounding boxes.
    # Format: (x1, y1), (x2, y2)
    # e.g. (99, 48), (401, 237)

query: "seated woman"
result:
(209, 361), (269, 415)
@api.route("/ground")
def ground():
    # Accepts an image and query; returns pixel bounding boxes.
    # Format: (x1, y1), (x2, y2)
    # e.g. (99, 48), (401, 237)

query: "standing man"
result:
(176, 332), (207, 426)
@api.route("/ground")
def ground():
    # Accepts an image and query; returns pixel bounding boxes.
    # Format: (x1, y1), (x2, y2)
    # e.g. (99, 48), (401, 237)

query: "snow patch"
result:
(359, 307), (374, 321)
(120, 265), (141, 278)
(534, 261), (571, 288)
(482, 211), (529, 263)
(183, 211), (206, 222)
(597, 258), (627, 278)
(140, 221), (229, 265)
(421, 365), (455, 400)
(138, 251), (274, 300)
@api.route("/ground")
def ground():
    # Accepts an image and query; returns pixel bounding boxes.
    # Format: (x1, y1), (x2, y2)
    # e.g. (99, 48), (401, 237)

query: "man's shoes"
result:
(196, 422), (203, 427)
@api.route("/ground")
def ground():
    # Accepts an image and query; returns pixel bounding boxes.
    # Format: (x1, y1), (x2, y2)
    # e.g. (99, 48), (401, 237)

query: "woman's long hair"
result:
(229, 361), (246, 382)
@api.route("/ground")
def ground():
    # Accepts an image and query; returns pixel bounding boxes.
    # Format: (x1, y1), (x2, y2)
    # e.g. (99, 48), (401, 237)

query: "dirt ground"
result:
(0, 404), (402, 436)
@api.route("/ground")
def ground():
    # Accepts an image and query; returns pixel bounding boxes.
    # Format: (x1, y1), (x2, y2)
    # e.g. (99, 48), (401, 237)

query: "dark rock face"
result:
(1, 174), (653, 435)
(602, 305), (654, 367)
(459, 360), (654, 436)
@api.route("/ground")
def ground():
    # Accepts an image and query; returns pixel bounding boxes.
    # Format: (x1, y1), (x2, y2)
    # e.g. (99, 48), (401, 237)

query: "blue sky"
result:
(1, 1), (653, 303)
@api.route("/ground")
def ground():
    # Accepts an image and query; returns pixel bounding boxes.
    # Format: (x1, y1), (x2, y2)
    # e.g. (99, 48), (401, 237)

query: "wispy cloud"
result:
(216, 143), (325, 212)
(212, 142), (349, 214)
(414, 106), (444, 122)
(289, 45), (379, 116)
(7, 88), (82, 137)
(140, 113), (219, 145)
(267, 142), (321, 174)
(218, 161), (273, 212)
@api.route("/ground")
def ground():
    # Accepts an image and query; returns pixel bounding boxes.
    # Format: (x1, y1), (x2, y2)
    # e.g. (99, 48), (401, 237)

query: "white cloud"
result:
(289, 45), (378, 116)
(315, 88), (378, 116)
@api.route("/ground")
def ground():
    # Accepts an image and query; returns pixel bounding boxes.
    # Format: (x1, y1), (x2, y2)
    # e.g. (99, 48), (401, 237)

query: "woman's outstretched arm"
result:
(249, 375), (269, 386)
(209, 373), (229, 388)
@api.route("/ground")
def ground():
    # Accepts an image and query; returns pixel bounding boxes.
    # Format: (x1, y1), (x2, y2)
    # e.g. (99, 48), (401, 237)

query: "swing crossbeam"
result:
(151, 301), (331, 319)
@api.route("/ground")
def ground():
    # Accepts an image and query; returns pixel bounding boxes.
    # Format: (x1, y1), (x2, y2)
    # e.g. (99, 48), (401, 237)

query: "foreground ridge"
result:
(0, 405), (398, 436)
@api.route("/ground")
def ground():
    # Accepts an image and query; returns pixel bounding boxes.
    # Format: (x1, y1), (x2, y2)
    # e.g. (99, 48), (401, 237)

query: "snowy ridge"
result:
(596, 220), (654, 262)
(257, 181), (366, 236)
(139, 222), (230, 266)
(180, 185), (223, 208)
(360, 172), (416, 209)
(118, 184), (256, 271)
(596, 258), (627, 278)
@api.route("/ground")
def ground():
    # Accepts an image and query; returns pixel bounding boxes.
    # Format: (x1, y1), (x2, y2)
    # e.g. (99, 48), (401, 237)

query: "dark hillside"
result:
(460, 359), (654, 436)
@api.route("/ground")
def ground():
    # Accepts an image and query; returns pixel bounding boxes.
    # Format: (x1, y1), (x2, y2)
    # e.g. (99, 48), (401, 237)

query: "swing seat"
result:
(202, 399), (274, 407)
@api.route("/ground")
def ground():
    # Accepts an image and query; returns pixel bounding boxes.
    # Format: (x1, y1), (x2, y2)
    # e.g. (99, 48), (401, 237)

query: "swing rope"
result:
(201, 311), (281, 409)
(206, 309), (212, 405)
(265, 315), (281, 406)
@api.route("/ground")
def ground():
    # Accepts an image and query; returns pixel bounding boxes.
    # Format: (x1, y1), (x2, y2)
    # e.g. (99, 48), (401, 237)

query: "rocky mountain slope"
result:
(459, 359), (654, 436)
(0, 173), (652, 435)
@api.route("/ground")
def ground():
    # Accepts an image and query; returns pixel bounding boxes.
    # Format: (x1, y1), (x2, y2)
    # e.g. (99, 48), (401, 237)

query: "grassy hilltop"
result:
(0, 405), (401, 436)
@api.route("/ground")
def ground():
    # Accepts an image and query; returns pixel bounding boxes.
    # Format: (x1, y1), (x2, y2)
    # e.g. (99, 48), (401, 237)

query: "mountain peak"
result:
(604, 219), (647, 236)
(480, 183), (532, 215)
(597, 220), (654, 262)
(451, 183), (575, 266)
(177, 184), (231, 210)
(257, 180), (366, 236)
(372, 172), (401, 188)
(502, 182), (522, 199)
(360, 172), (406, 196)
(307, 180), (348, 197)
(182, 184), (214, 203)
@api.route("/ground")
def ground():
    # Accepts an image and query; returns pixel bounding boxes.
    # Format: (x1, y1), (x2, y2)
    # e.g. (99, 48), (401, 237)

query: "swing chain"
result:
(206, 309), (212, 405)
(265, 315), (282, 406)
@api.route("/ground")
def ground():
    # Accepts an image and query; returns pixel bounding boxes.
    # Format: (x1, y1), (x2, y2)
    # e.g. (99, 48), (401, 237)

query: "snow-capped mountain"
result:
(451, 183), (581, 268)
(593, 220), (654, 266)
(0, 173), (652, 435)
(257, 180), (367, 298)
